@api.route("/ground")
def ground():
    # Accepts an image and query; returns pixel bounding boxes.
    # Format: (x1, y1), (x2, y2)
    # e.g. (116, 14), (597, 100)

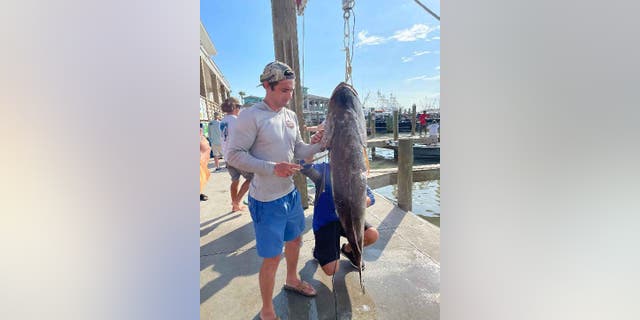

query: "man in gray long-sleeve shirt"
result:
(226, 61), (324, 320)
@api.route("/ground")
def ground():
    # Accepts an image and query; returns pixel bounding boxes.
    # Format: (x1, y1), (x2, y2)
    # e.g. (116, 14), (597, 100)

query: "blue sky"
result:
(201, 0), (440, 110)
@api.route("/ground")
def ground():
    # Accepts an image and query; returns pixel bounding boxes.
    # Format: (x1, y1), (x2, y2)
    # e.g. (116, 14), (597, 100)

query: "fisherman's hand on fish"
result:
(273, 162), (301, 177)
(310, 129), (324, 145)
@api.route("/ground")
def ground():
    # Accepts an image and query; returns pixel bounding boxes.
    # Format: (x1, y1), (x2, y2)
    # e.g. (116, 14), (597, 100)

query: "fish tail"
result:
(359, 269), (366, 294)
(349, 221), (366, 294)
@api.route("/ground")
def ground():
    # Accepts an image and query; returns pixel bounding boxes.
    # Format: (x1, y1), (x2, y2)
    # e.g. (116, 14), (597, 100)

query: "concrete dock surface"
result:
(200, 160), (440, 320)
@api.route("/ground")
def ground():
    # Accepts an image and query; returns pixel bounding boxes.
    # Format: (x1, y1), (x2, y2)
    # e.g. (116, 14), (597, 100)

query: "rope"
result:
(342, 0), (355, 85)
(301, 12), (305, 103)
(298, 3), (307, 134)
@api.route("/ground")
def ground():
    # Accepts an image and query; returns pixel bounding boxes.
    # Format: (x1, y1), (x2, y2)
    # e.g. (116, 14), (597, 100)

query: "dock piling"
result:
(393, 110), (399, 141)
(370, 113), (376, 138)
(397, 138), (413, 211)
(411, 104), (417, 136)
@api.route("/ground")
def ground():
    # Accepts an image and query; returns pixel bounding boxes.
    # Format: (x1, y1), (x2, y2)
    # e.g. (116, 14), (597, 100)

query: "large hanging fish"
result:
(324, 82), (368, 292)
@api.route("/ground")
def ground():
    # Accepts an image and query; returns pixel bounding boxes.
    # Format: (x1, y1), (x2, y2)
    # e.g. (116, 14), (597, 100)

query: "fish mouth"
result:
(330, 82), (360, 111)
(332, 82), (359, 98)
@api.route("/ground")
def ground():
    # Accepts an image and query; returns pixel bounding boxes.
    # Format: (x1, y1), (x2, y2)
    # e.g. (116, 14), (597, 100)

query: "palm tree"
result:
(238, 91), (246, 104)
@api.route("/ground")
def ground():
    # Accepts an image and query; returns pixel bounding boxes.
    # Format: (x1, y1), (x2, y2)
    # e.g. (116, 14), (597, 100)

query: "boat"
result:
(412, 144), (440, 161)
(383, 140), (440, 161)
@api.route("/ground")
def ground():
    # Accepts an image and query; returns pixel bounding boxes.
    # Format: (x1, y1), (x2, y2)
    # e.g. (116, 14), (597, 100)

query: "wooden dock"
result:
(367, 135), (427, 148)
(367, 164), (440, 189)
(367, 135), (439, 161)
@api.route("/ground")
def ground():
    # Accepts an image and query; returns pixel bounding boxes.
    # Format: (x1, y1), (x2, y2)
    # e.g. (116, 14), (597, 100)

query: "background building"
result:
(200, 22), (231, 124)
(302, 87), (328, 126)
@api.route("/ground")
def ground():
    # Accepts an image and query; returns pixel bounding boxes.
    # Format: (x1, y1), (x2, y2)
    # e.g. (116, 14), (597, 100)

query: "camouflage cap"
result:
(259, 61), (295, 85)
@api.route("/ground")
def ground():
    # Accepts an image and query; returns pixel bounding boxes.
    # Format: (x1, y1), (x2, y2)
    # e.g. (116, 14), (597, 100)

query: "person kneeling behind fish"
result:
(301, 154), (379, 275)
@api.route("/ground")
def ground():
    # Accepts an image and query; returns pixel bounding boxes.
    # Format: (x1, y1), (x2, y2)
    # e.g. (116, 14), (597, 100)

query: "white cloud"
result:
(356, 24), (438, 48)
(401, 50), (431, 63)
(406, 74), (440, 82)
(435, 66), (440, 70)
(390, 24), (435, 42)
(431, 36), (440, 40)
(356, 31), (387, 47)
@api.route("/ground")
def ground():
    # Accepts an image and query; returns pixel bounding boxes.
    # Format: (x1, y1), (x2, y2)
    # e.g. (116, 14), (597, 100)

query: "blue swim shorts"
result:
(248, 189), (305, 258)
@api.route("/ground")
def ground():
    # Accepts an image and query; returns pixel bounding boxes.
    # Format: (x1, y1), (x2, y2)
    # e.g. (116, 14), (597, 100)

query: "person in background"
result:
(418, 110), (428, 136)
(199, 124), (211, 201)
(427, 119), (440, 145)
(220, 97), (253, 212)
(208, 112), (223, 171)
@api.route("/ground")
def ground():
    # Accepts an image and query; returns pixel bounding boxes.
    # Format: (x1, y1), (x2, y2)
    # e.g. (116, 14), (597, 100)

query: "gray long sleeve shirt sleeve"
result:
(226, 102), (324, 202)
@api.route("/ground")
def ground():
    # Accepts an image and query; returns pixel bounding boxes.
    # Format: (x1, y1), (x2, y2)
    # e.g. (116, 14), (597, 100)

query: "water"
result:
(310, 133), (438, 169)
(373, 180), (440, 219)
(306, 133), (441, 225)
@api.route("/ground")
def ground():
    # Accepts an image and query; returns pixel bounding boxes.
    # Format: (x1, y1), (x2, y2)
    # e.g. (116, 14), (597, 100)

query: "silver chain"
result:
(343, 0), (355, 84)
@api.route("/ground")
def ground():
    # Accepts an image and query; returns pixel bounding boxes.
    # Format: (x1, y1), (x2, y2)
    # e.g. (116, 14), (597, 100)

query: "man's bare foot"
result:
(231, 203), (247, 212)
(259, 310), (278, 320)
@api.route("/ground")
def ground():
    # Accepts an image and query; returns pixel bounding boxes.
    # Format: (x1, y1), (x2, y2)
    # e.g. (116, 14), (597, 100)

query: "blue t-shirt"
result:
(309, 162), (375, 231)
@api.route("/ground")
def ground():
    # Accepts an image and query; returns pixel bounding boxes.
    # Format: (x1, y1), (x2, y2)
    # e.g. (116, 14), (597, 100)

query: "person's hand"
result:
(274, 162), (301, 177)
(310, 129), (324, 144)
(366, 197), (372, 207)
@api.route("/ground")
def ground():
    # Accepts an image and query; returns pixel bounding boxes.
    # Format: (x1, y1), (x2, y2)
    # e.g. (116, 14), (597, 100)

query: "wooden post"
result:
(271, 0), (308, 208)
(371, 147), (376, 159)
(411, 104), (417, 136)
(393, 110), (399, 141)
(397, 138), (413, 211)
(369, 113), (376, 138)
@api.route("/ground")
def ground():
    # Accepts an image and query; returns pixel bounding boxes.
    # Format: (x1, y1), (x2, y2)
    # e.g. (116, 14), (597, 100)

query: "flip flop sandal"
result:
(283, 281), (317, 297)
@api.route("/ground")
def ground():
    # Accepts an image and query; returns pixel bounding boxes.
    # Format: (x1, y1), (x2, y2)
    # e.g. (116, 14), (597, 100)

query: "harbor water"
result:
(307, 134), (441, 226)
(368, 146), (440, 226)
(373, 180), (440, 222)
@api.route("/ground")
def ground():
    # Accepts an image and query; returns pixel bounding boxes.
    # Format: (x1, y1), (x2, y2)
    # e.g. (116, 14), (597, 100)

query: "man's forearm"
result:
(226, 149), (275, 176)
(294, 142), (324, 160)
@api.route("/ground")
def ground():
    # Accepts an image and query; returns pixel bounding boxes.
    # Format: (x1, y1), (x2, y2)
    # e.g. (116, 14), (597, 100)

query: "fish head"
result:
(329, 82), (361, 113)
(325, 82), (367, 149)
